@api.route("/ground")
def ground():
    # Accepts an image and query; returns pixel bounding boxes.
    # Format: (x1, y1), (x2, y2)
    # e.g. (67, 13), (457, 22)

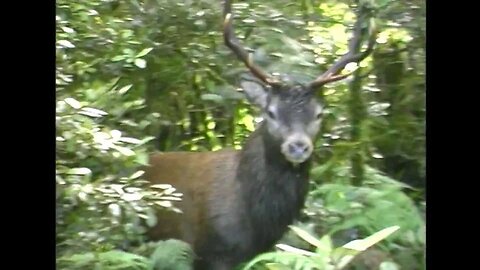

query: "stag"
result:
(143, 1), (376, 269)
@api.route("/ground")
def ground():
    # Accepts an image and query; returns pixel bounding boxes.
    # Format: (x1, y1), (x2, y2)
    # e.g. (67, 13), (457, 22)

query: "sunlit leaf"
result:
(64, 98), (81, 109)
(79, 107), (108, 117)
(121, 193), (143, 201)
(151, 184), (173, 189)
(241, 114), (255, 131)
(201, 93), (223, 102)
(108, 203), (121, 217)
(155, 201), (173, 208)
(112, 55), (126, 61)
(136, 47), (153, 58)
(111, 184), (125, 194)
(242, 19), (256, 23)
(119, 137), (142, 144)
(118, 84), (133, 94)
(159, 196), (182, 201)
(112, 145), (136, 156)
(343, 226), (400, 251)
(127, 171), (144, 180)
(135, 152), (149, 165)
(134, 58), (147, 68)
(275, 244), (316, 256)
(380, 261), (400, 270)
(61, 26), (74, 33)
(78, 191), (88, 201)
(58, 40), (75, 48)
(110, 130), (122, 140)
(164, 187), (176, 195)
(67, 167), (92, 175)
(289, 226), (324, 248)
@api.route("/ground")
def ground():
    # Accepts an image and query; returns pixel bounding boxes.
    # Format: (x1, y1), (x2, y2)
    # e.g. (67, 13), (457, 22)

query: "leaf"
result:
(110, 130), (122, 140)
(108, 203), (121, 217)
(240, 114), (255, 131)
(315, 235), (333, 256)
(61, 26), (74, 33)
(159, 196), (182, 201)
(242, 18), (256, 24)
(201, 93), (224, 102)
(289, 226), (324, 248)
(119, 137), (142, 144)
(118, 84), (133, 94)
(67, 167), (92, 175)
(151, 184), (172, 189)
(145, 210), (157, 227)
(155, 201), (173, 208)
(78, 191), (88, 201)
(380, 261), (400, 270)
(265, 263), (292, 270)
(275, 244), (316, 256)
(111, 145), (136, 156)
(129, 170), (145, 179)
(343, 226), (400, 251)
(134, 58), (147, 68)
(164, 187), (176, 195)
(111, 184), (125, 195)
(79, 107), (108, 117)
(121, 193), (143, 201)
(136, 47), (153, 57)
(135, 152), (149, 165)
(58, 40), (75, 48)
(138, 136), (156, 146)
(64, 98), (82, 109)
(112, 55), (126, 61)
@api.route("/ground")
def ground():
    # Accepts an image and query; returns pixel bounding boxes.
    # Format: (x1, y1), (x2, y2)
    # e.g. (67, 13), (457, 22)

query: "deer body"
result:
(145, 123), (312, 269)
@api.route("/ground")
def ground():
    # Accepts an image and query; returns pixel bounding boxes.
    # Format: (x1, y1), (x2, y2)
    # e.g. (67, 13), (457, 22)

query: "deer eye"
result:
(316, 112), (323, 119)
(267, 109), (276, 119)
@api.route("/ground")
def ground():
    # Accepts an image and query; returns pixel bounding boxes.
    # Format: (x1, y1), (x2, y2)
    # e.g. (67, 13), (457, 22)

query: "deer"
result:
(143, 0), (376, 269)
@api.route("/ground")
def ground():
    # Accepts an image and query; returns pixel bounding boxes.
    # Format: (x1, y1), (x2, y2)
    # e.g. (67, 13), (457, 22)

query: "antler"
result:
(308, 5), (377, 89)
(223, 0), (282, 86)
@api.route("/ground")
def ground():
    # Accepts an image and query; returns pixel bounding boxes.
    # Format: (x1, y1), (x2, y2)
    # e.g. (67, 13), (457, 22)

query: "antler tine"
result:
(223, 0), (281, 86)
(308, 5), (377, 89)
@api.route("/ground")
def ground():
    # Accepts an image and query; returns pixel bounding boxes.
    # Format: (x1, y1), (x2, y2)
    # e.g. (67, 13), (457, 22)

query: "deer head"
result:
(223, 0), (376, 164)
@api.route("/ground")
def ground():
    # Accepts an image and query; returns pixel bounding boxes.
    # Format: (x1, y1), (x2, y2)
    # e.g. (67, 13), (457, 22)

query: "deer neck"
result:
(236, 123), (311, 247)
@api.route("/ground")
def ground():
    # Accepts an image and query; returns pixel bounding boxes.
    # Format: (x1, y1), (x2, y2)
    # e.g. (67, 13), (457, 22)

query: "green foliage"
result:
(242, 225), (400, 270)
(56, 0), (425, 269)
(57, 239), (195, 270)
(57, 250), (151, 270)
(56, 92), (185, 259)
(150, 239), (195, 270)
(304, 165), (425, 268)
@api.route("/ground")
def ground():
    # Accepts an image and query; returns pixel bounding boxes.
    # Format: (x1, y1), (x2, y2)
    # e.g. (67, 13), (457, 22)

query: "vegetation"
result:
(56, 0), (425, 269)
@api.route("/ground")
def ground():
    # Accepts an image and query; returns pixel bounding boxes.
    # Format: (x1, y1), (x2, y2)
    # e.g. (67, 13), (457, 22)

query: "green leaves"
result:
(243, 225), (399, 270)
(56, 0), (425, 269)
(58, 250), (151, 270)
(342, 226), (400, 251)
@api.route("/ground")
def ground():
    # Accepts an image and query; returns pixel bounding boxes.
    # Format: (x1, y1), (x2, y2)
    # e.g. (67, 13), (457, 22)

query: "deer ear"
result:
(240, 80), (268, 108)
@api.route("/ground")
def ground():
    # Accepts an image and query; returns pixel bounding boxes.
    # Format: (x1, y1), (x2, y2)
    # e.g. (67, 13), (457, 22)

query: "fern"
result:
(57, 250), (150, 270)
(149, 239), (194, 270)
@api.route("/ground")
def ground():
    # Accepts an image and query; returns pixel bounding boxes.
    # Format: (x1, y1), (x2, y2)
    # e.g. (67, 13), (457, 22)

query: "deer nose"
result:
(288, 141), (309, 155)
